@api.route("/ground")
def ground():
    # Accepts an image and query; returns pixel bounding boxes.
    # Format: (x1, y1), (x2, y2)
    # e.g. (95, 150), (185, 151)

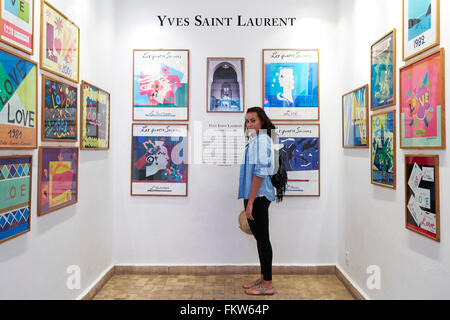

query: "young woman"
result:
(238, 107), (276, 296)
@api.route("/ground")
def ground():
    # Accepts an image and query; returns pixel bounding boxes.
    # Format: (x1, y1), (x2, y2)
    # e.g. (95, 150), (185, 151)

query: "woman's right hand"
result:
(246, 202), (254, 221)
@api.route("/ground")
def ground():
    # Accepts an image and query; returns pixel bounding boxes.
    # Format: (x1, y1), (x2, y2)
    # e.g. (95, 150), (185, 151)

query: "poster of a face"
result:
(371, 30), (396, 110)
(263, 49), (319, 121)
(131, 124), (187, 196)
(342, 85), (368, 148)
(42, 75), (77, 141)
(0, 156), (31, 244)
(371, 111), (396, 189)
(0, 0), (34, 54)
(40, 1), (80, 83)
(38, 147), (78, 216)
(0, 47), (37, 149)
(275, 124), (320, 197)
(405, 155), (439, 241)
(403, 0), (439, 61)
(207, 58), (244, 112)
(400, 49), (445, 149)
(133, 50), (189, 121)
(81, 81), (110, 150)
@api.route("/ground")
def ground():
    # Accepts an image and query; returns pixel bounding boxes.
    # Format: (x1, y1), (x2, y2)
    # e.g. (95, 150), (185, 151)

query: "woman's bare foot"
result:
(242, 276), (263, 289)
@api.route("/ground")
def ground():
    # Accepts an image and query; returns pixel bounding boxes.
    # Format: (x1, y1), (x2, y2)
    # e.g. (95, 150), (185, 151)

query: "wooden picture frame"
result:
(80, 80), (110, 150)
(403, 0), (440, 61)
(371, 110), (396, 189)
(206, 57), (245, 113)
(133, 49), (189, 121)
(0, 155), (32, 244)
(263, 49), (320, 121)
(405, 154), (440, 241)
(41, 74), (78, 142)
(342, 84), (369, 148)
(274, 123), (320, 197)
(131, 123), (188, 197)
(37, 146), (79, 216)
(40, 0), (80, 83)
(0, 46), (38, 149)
(0, 0), (35, 55)
(399, 48), (445, 149)
(371, 29), (397, 111)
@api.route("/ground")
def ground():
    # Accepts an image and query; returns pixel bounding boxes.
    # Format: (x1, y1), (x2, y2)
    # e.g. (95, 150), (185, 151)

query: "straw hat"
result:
(239, 210), (252, 235)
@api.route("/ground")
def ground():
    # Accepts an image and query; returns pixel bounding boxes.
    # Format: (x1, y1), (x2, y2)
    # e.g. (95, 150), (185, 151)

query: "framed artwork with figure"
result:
(263, 49), (319, 121)
(342, 85), (369, 148)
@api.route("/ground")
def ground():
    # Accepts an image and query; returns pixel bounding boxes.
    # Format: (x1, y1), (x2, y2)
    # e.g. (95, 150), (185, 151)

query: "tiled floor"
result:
(92, 274), (355, 300)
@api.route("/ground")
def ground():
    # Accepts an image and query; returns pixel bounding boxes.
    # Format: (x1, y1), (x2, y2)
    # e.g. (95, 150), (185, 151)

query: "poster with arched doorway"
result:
(207, 57), (245, 113)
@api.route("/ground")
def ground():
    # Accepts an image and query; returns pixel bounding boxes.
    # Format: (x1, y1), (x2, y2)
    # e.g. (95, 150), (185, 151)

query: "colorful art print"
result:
(371, 29), (396, 110)
(131, 124), (188, 197)
(41, 75), (77, 141)
(0, 47), (37, 149)
(0, 0), (34, 55)
(38, 147), (78, 216)
(0, 155), (31, 244)
(263, 49), (319, 121)
(342, 85), (369, 148)
(207, 57), (245, 113)
(133, 49), (189, 121)
(405, 155), (439, 241)
(80, 81), (110, 150)
(40, 1), (80, 83)
(274, 124), (320, 197)
(371, 111), (396, 189)
(403, 0), (440, 61)
(399, 49), (445, 149)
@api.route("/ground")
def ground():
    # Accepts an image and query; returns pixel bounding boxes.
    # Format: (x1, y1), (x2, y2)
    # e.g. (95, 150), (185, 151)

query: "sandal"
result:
(242, 278), (262, 289)
(245, 285), (275, 296)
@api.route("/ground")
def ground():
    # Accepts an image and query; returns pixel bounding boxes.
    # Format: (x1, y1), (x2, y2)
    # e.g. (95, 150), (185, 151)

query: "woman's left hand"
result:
(246, 202), (254, 221)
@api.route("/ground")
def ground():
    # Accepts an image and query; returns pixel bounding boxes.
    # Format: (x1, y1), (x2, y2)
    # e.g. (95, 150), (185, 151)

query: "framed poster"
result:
(80, 81), (110, 150)
(405, 154), (439, 241)
(371, 29), (396, 110)
(133, 49), (189, 121)
(275, 124), (320, 197)
(263, 49), (319, 121)
(131, 124), (188, 196)
(371, 111), (396, 189)
(38, 146), (78, 216)
(403, 0), (440, 61)
(207, 57), (245, 113)
(0, 155), (31, 244)
(0, 47), (37, 149)
(41, 74), (77, 142)
(0, 0), (34, 55)
(40, 0), (80, 83)
(400, 49), (445, 149)
(342, 85), (369, 148)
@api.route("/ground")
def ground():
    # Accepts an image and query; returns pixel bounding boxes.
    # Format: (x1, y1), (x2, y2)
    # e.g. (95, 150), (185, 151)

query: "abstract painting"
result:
(207, 57), (244, 113)
(131, 124), (188, 196)
(263, 49), (319, 121)
(0, 0), (34, 54)
(405, 154), (439, 241)
(371, 111), (396, 189)
(400, 48), (445, 148)
(133, 49), (189, 121)
(42, 75), (77, 141)
(38, 147), (78, 216)
(275, 124), (320, 196)
(342, 85), (369, 148)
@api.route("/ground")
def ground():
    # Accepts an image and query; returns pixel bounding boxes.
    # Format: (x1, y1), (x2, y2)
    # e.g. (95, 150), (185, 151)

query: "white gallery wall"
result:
(337, 0), (450, 299)
(0, 0), (115, 299)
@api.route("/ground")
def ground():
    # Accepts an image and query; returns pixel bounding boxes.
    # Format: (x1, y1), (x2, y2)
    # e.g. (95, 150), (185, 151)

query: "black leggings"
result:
(244, 197), (272, 281)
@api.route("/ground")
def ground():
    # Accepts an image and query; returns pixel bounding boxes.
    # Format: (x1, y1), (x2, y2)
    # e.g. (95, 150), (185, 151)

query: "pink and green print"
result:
(1, 0), (33, 53)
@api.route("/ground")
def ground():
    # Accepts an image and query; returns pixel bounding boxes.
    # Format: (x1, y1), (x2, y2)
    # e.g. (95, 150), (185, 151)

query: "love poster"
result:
(0, 47), (37, 149)
(80, 81), (110, 149)
(38, 147), (78, 216)
(40, 1), (79, 83)
(0, 155), (31, 244)
(400, 49), (445, 148)
(42, 75), (77, 141)
(0, 0), (34, 54)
